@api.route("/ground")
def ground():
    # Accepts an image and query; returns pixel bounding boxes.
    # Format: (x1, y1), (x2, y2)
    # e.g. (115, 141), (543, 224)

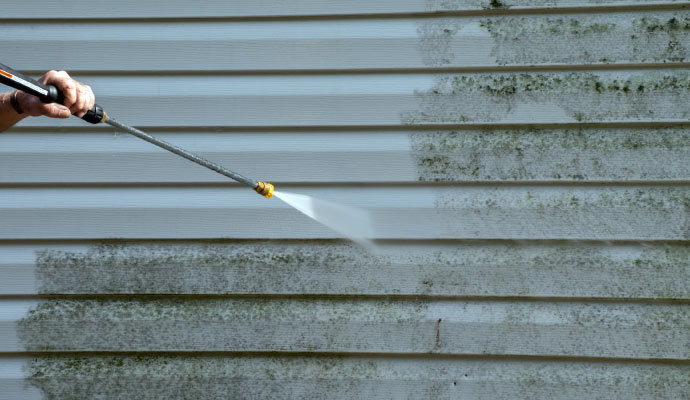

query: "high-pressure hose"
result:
(0, 62), (274, 198)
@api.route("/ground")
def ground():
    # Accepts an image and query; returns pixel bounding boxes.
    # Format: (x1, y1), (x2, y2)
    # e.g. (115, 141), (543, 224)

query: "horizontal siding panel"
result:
(0, 131), (418, 184)
(2, 127), (689, 183)
(1, 241), (688, 299)
(1, 186), (688, 240)
(12, 70), (690, 127)
(1, 1), (686, 19)
(2, 356), (688, 400)
(5, 12), (690, 71)
(4, 298), (688, 359)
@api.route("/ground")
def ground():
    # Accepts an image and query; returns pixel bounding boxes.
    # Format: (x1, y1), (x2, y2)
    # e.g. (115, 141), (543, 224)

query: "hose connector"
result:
(254, 181), (274, 199)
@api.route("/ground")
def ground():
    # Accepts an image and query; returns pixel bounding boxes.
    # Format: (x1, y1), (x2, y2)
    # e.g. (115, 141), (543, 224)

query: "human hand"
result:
(15, 70), (95, 119)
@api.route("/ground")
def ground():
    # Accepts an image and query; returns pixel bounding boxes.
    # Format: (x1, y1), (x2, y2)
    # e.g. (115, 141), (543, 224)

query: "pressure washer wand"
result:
(104, 116), (273, 196)
(0, 62), (274, 198)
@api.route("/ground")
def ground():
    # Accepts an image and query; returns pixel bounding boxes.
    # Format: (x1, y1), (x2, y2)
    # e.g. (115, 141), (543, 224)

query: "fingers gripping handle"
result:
(0, 62), (105, 124)
(49, 86), (105, 124)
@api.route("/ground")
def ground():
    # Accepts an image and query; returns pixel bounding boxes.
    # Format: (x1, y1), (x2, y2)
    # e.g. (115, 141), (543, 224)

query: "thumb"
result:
(42, 103), (72, 119)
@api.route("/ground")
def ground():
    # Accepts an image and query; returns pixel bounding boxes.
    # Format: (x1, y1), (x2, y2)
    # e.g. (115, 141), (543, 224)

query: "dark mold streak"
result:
(24, 241), (690, 297)
(477, 13), (690, 66)
(488, 0), (508, 9)
(22, 355), (690, 399)
(403, 71), (690, 124)
(410, 127), (690, 182)
(33, 241), (378, 295)
(417, 18), (464, 67)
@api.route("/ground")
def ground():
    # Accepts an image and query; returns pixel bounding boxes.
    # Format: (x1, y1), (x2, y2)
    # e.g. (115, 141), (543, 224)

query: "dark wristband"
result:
(10, 91), (25, 115)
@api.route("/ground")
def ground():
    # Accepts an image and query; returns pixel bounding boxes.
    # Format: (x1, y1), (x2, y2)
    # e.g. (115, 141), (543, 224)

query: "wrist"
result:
(10, 91), (25, 115)
(0, 91), (28, 132)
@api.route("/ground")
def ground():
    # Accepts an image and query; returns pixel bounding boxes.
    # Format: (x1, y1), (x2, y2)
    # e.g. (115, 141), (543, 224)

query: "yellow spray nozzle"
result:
(254, 181), (274, 198)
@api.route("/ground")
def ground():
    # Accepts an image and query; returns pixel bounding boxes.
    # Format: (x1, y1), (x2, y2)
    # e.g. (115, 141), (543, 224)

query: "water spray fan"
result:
(0, 62), (275, 198)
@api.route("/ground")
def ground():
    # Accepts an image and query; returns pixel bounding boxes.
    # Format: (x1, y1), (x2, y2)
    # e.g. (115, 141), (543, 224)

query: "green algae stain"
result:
(17, 298), (425, 324)
(24, 355), (690, 399)
(481, 17), (615, 37)
(631, 16), (690, 63)
(437, 186), (690, 209)
(410, 127), (690, 182)
(634, 16), (690, 33)
(476, 13), (690, 66)
(33, 241), (381, 295)
(24, 355), (385, 399)
(402, 71), (690, 124)
(429, 184), (689, 240)
(417, 19), (464, 67)
(16, 296), (433, 353)
(487, 0), (509, 9)
(448, 73), (690, 95)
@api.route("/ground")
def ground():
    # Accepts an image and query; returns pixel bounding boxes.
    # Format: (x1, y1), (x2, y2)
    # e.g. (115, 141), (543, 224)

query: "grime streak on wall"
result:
(22, 355), (690, 398)
(402, 71), (690, 124)
(16, 296), (437, 352)
(417, 18), (465, 68)
(24, 241), (690, 298)
(410, 127), (690, 182)
(15, 297), (690, 356)
(479, 13), (690, 66)
(430, 186), (690, 239)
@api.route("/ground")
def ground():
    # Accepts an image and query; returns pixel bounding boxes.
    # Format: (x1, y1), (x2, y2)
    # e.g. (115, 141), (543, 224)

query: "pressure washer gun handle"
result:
(0, 62), (105, 124)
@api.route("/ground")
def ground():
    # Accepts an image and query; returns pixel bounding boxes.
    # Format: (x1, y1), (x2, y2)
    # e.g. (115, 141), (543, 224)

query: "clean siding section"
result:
(1, 2), (689, 399)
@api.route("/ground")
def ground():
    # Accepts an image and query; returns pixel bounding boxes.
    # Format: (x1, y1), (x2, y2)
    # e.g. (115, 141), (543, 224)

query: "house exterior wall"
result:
(1, 1), (689, 398)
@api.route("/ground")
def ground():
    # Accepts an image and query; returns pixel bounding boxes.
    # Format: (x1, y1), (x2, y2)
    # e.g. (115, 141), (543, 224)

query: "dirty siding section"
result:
(1, 1), (689, 399)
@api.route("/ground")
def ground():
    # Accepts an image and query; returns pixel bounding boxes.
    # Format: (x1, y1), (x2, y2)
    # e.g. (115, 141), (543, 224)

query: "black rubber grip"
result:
(0, 62), (105, 124)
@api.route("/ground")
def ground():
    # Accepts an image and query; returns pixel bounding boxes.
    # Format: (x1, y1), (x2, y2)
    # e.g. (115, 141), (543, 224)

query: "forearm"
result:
(0, 91), (28, 132)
